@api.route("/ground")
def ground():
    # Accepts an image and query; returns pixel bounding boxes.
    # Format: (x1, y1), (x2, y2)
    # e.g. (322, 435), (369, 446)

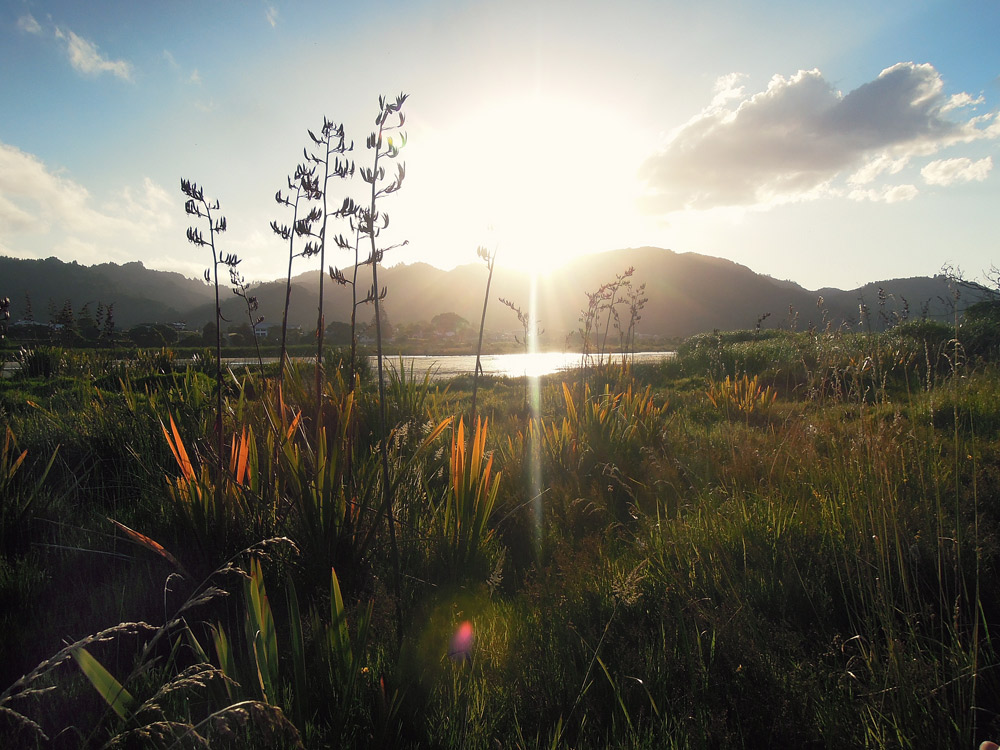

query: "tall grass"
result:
(1, 328), (998, 747)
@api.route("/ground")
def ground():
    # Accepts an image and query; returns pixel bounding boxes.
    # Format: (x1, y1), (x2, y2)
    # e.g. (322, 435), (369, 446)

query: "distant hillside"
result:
(1, 249), (990, 339)
(0, 256), (213, 328)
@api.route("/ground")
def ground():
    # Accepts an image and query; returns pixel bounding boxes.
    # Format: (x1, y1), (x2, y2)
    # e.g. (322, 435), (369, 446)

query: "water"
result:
(369, 351), (674, 381)
(2, 351), (675, 380)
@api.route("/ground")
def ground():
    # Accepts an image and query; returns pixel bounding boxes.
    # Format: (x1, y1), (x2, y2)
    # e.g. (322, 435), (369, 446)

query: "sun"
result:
(410, 93), (643, 274)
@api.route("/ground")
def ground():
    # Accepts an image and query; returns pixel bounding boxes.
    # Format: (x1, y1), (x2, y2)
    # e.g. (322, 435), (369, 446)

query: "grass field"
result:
(1, 323), (998, 748)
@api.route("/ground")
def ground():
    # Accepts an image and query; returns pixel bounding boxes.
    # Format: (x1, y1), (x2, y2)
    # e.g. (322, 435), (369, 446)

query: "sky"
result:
(1, 0), (999, 292)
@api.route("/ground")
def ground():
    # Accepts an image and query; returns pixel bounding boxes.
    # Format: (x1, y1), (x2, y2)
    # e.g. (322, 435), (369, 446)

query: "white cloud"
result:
(921, 156), (992, 186)
(710, 72), (747, 108)
(848, 154), (909, 186)
(189, 69), (202, 85)
(55, 27), (133, 81)
(17, 14), (42, 34)
(0, 141), (174, 261)
(265, 4), (279, 28)
(847, 183), (919, 203)
(640, 63), (999, 213)
(883, 184), (919, 203)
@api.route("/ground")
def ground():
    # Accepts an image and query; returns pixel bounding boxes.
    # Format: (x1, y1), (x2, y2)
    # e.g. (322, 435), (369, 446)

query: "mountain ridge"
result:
(0, 248), (985, 338)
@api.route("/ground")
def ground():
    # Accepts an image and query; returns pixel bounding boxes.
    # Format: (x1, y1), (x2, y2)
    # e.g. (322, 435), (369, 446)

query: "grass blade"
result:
(71, 647), (135, 720)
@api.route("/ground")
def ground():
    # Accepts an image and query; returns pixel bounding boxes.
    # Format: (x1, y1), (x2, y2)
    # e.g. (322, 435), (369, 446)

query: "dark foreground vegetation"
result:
(2, 314), (1000, 749)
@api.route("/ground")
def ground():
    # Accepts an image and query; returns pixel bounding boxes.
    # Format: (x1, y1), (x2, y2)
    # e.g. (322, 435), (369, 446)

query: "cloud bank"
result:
(0, 141), (172, 264)
(639, 63), (999, 213)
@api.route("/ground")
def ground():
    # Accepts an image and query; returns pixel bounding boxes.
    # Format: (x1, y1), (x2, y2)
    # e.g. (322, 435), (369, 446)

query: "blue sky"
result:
(2, 0), (998, 290)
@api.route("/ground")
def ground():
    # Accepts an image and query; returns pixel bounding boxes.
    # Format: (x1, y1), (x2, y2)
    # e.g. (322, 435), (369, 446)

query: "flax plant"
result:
(500, 296), (541, 408)
(272, 163), (322, 386)
(597, 266), (633, 366)
(471, 243), (497, 426)
(0, 296), (9, 340)
(621, 282), (648, 366)
(230, 269), (265, 378)
(181, 178), (239, 483)
(358, 92), (408, 638)
(331, 213), (380, 388)
(301, 119), (354, 408)
(0, 426), (58, 557)
(444, 417), (501, 571)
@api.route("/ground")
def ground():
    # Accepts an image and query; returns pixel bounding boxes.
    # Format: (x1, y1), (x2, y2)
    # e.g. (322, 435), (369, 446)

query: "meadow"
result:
(1, 315), (999, 749)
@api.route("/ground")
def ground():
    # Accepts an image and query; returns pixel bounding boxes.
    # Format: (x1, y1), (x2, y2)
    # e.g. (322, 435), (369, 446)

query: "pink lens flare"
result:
(449, 620), (474, 661)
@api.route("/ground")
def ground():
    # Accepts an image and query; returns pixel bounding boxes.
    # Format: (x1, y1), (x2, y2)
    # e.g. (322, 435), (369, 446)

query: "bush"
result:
(960, 300), (1000, 361)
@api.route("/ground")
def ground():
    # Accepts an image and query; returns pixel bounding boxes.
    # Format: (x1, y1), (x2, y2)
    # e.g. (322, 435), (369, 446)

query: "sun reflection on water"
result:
(527, 272), (544, 555)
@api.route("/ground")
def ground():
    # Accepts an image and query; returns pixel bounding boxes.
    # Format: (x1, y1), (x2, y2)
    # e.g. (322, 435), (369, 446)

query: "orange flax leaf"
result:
(164, 414), (195, 480)
(471, 435), (482, 480)
(109, 518), (190, 578)
(451, 419), (465, 500)
(160, 421), (182, 471)
(285, 410), (302, 442)
(10, 449), (28, 477)
(161, 419), (194, 482)
(236, 426), (250, 486)
(482, 453), (494, 487)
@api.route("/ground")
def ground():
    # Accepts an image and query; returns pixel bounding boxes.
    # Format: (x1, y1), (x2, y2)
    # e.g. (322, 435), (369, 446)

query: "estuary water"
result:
(1, 350), (675, 380)
(359, 350), (675, 381)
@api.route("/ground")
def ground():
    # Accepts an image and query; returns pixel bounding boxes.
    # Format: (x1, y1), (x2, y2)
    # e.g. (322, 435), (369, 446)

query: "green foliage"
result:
(960, 300), (1000, 360)
(705, 373), (777, 421)
(244, 557), (280, 704)
(70, 645), (136, 719)
(0, 427), (57, 557)
(13, 345), (66, 378)
(440, 417), (501, 572)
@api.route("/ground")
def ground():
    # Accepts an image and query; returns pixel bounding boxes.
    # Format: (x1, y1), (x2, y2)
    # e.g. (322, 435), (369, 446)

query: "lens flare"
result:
(449, 620), (474, 662)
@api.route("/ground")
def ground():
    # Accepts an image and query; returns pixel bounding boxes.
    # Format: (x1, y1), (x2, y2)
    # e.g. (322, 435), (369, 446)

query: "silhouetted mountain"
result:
(2, 249), (989, 340)
(0, 256), (214, 327)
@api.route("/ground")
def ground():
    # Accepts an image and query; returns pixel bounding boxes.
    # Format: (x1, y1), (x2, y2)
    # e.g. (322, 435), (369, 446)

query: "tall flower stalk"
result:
(302, 120), (353, 409)
(271, 163), (322, 387)
(358, 92), (408, 642)
(329, 216), (372, 388)
(470, 243), (497, 426)
(181, 179), (239, 485)
(230, 269), (264, 378)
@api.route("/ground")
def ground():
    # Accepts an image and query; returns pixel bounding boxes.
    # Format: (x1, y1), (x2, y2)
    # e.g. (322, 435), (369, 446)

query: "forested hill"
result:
(0, 256), (213, 328)
(1, 248), (988, 337)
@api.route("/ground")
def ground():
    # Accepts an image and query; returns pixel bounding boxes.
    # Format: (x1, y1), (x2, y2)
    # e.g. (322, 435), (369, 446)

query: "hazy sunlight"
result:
(417, 93), (642, 273)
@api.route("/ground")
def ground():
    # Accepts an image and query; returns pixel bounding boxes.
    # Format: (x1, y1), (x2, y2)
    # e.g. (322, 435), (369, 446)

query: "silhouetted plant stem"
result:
(304, 120), (353, 413)
(231, 270), (265, 379)
(361, 92), (408, 646)
(349, 226), (365, 385)
(598, 266), (633, 366)
(181, 179), (239, 494)
(470, 244), (497, 426)
(500, 297), (541, 410)
(272, 164), (320, 389)
(0, 297), (10, 341)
